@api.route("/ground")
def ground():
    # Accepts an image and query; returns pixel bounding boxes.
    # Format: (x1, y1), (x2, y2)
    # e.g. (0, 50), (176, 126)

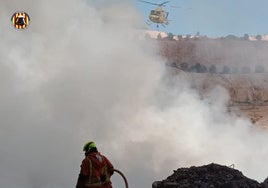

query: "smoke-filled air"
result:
(0, 0), (268, 188)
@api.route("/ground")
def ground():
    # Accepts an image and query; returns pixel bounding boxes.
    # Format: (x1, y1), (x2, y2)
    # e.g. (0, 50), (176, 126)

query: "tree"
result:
(189, 63), (207, 73)
(180, 62), (189, 71)
(185, 34), (191, 41)
(256, 35), (262, 41)
(231, 67), (239, 74)
(241, 66), (251, 74)
(157, 33), (162, 40)
(169, 62), (178, 68)
(177, 35), (183, 41)
(209, 64), (217, 73)
(221, 65), (231, 74)
(255, 65), (265, 73)
(225, 35), (238, 40)
(189, 64), (197, 72)
(194, 63), (202, 72)
(200, 65), (208, 73)
(167, 33), (174, 40)
(243, 34), (249, 41)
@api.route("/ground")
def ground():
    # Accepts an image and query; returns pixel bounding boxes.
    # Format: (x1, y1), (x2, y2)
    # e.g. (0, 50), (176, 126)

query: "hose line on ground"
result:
(113, 169), (129, 188)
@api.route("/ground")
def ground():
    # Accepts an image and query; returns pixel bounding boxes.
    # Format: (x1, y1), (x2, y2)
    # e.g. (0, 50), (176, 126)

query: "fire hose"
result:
(113, 169), (129, 188)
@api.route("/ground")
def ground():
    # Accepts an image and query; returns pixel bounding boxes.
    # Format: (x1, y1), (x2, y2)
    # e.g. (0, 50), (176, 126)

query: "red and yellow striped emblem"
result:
(11, 11), (30, 30)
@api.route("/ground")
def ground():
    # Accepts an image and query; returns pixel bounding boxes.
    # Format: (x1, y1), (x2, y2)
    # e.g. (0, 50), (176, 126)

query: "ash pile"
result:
(153, 163), (268, 188)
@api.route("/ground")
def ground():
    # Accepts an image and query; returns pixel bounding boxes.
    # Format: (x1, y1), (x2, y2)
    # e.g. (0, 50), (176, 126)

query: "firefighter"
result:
(76, 141), (114, 188)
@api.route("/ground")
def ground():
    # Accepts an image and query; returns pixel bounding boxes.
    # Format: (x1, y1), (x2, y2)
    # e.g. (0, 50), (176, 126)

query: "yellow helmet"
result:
(83, 141), (97, 153)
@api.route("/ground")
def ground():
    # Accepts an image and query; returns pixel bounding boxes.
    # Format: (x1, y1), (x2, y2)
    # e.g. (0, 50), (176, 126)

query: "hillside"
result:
(157, 37), (268, 127)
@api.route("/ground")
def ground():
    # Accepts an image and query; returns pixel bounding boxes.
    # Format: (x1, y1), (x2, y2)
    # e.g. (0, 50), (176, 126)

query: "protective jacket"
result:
(76, 152), (114, 188)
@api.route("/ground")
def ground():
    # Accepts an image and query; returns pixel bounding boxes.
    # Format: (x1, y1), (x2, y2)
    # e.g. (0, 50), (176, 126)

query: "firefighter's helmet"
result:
(83, 141), (97, 153)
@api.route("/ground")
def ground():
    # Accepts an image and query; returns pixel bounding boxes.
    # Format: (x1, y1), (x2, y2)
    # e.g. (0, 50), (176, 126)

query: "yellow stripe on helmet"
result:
(83, 141), (97, 152)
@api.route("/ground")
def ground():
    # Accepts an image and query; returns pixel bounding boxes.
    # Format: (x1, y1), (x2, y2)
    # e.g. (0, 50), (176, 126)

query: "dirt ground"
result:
(231, 105), (268, 129)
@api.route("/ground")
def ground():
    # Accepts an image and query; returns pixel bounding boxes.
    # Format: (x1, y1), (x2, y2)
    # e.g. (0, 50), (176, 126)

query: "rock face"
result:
(153, 163), (265, 188)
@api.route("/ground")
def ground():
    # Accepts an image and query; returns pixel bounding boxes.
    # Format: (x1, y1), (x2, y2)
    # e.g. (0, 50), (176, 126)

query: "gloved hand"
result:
(100, 175), (107, 182)
(108, 168), (114, 176)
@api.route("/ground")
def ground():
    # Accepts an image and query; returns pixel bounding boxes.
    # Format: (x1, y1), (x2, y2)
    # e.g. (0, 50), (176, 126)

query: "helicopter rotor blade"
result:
(136, 0), (160, 6)
(137, 0), (170, 7)
(159, 1), (169, 7)
(169, 5), (182, 8)
(137, 0), (185, 9)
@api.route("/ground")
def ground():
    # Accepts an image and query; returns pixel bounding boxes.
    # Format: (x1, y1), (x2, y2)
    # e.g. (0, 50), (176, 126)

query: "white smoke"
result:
(0, 0), (268, 188)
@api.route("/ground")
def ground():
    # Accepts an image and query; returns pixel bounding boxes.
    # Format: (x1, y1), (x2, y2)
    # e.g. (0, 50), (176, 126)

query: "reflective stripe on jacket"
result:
(80, 152), (113, 188)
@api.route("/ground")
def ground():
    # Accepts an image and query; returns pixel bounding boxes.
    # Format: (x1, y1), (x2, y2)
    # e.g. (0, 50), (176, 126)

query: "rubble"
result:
(153, 163), (267, 188)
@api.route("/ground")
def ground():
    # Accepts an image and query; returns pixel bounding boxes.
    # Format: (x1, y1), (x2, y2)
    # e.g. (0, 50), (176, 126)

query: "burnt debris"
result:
(153, 163), (268, 188)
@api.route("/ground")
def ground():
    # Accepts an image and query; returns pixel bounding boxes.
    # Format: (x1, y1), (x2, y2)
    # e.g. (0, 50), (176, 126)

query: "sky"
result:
(132, 0), (268, 37)
(1, 1), (268, 188)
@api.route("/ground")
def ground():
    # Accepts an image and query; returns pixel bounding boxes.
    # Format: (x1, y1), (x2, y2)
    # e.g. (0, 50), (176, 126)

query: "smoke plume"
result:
(0, 0), (268, 188)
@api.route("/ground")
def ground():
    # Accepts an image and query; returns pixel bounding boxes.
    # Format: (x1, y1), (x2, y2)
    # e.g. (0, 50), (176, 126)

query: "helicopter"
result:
(137, 0), (173, 27)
